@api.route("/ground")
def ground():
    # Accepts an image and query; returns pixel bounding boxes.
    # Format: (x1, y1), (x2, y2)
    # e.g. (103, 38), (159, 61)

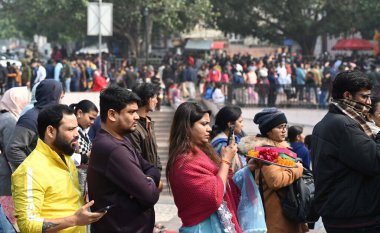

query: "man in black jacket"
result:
(312, 70), (380, 232)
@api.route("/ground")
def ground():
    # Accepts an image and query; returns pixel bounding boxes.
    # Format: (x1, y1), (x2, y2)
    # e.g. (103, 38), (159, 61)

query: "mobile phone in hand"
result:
(227, 124), (235, 146)
(95, 204), (115, 213)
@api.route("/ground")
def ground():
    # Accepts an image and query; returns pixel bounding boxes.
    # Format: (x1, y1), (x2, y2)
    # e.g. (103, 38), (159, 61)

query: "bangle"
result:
(221, 159), (231, 166)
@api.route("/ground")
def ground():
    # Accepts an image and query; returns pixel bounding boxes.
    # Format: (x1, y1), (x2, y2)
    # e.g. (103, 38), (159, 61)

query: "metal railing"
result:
(221, 83), (328, 109)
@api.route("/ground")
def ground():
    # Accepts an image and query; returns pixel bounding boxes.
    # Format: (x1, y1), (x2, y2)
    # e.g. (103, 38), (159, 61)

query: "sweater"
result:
(87, 129), (160, 233)
(168, 147), (241, 232)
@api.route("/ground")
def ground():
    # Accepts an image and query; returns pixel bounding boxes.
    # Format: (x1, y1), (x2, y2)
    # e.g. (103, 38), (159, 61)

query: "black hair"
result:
(69, 99), (98, 115)
(99, 86), (141, 123)
(211, 106), (242, 139)
(332, 70), (372, 99)
(304, 135), (312, 150)
(37, 104), (74, 140)
(132, 83), (159, 107)
(167, 102), (217, 190)
(287, 125), (303, 142)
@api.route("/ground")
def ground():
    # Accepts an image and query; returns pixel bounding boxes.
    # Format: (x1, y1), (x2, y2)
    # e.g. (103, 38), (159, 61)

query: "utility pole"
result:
(98, 0), (102, 71)
(144, 7), (149, 65)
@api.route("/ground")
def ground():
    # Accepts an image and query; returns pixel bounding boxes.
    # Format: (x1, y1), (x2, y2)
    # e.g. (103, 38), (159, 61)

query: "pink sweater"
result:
(169, 147), (241, 232)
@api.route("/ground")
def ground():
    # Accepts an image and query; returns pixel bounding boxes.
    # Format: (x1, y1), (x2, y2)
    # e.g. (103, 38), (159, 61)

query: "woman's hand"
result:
(221, 143), (238, 163)
(247, 157), (263, 171)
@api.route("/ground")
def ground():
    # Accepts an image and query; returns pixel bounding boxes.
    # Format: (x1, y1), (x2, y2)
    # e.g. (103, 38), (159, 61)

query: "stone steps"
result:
(149, 106), (174, 195)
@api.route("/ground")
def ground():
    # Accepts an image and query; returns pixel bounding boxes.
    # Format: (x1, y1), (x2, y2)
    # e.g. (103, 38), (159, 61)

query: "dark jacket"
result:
(87, 129), (160, 233)
(5, 79), (63, 171)
(311, 105), (380, 227)
(126, 116), (162, 170)
(0, 65), (8, 84)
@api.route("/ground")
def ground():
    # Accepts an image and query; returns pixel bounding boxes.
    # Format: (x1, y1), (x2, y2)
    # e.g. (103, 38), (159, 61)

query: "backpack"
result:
(278, 168), (319, 223)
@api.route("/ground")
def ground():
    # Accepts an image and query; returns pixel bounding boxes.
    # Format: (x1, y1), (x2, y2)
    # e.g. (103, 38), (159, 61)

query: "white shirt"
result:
(34, 65), (46, 84)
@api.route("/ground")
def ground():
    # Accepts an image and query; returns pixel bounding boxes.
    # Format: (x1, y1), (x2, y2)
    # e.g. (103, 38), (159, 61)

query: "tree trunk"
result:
(140, 12), (153, 58)
(297, 35), (318, 58)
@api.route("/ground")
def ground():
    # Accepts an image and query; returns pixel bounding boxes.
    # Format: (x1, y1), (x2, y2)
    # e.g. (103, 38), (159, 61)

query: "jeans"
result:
(6, 78), (16, 90)
(296, 84), (305, 101)
(319, 90), (328, 108)
(65, 78), (71, 93)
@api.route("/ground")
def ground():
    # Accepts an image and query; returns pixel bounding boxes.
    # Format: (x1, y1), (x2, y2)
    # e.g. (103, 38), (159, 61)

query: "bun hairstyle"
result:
(69, 99), (98, 115)
(211, 106), (242, 139)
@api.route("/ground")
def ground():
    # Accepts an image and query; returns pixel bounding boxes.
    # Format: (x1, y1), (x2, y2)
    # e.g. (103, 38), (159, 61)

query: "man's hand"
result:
(73, 200), (105, 225)
(42, 200), (106, 233)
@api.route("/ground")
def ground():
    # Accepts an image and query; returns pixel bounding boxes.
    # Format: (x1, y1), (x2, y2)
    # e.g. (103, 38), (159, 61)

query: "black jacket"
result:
(311, 105), (380, 226)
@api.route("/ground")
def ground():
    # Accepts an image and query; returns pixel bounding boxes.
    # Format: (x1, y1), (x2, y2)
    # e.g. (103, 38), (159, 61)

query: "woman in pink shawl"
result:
(166, 102), (242, 233)
(0, 87), (29, 225)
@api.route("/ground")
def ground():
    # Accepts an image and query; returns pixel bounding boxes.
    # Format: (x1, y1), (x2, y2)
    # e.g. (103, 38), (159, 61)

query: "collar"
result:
(35, 138), (70, 169)
(138, 115), (153, 129)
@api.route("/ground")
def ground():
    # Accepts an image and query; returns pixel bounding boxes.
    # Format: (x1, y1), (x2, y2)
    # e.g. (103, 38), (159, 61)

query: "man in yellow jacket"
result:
(11, 104), (105, 233)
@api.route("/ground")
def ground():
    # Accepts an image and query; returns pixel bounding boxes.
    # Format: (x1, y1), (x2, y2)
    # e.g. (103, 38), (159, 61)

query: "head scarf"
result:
(0, 87), (30, 119)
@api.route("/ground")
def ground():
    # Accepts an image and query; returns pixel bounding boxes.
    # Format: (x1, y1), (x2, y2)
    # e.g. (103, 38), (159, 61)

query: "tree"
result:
(1, 0), (87, 42)
(111, 0), (215, 57)
(210, 0), (380, 56)
(1, 0), (215, 57)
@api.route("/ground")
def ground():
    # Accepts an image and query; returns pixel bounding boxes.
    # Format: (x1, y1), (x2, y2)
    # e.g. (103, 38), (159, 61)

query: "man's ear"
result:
(343, 91), (352, 100)
(107, 109), (117, 122)
(46, 125), (56, 139)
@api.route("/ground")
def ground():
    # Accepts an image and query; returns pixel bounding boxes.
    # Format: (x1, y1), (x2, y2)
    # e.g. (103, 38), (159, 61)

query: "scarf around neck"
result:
(330, 98), (374, 138)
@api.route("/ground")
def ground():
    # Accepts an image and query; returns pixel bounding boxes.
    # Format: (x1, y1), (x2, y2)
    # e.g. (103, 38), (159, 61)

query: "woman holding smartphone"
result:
(211, 106), (245, 173)
(166, 102), (242, 232)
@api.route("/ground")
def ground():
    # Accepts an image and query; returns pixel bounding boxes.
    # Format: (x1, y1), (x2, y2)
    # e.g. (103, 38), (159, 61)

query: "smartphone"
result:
(95, 204), (115, 213)
(227, 124), (235, 146)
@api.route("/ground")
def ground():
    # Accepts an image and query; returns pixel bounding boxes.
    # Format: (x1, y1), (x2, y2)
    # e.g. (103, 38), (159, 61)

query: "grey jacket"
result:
(0, 112), (16, 195)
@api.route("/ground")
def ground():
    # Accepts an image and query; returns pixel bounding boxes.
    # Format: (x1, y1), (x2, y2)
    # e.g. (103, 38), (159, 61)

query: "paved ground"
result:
(61, 93), (327, 232)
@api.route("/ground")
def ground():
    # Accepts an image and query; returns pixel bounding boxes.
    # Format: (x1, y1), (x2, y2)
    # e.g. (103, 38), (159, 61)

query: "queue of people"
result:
(1, 68), (380, 233)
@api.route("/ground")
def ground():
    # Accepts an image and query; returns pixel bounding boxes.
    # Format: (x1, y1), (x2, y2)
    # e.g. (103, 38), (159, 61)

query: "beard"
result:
(53, 134), (77, 156)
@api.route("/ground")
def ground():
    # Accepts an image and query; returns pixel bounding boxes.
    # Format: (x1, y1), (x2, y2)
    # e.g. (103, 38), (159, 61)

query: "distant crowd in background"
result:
(1, 45), (380, 109)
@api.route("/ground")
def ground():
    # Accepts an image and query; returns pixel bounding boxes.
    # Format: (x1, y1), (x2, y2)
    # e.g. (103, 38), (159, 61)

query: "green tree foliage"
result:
(1, 0), (87, 42)
(0, 0), (215, 56)
(211, 0), (380, 55)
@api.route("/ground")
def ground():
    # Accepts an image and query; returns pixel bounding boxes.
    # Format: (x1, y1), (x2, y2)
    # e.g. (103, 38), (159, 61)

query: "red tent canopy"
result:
(332, 38), (374, 50)
(212, 41), (225, 50)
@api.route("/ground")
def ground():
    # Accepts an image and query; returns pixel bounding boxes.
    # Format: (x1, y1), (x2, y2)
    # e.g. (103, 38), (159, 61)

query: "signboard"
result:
(87, 2), (113, 36)
(283, 38), (294, 46)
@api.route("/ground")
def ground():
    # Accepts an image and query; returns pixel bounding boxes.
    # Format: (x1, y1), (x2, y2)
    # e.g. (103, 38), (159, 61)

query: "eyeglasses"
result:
(275, 124), (288, 130)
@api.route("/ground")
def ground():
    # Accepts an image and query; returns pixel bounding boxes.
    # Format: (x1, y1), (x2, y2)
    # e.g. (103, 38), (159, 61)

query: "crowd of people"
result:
(3, 47), (380, 110)
(1, 51), (380, 233)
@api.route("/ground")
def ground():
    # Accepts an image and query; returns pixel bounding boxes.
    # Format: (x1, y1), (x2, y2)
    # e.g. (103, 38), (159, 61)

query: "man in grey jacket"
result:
(5, 79), (63, 171)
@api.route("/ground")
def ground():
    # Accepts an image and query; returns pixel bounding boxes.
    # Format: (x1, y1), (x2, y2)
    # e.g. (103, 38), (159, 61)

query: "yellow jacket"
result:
(12, 139), (85, 233)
